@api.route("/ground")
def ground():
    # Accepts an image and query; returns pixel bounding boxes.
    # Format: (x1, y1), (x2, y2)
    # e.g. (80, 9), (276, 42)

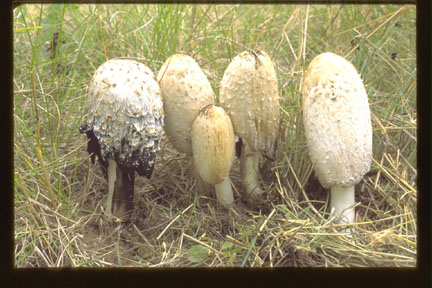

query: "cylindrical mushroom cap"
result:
(302, 52), (372, 188)
(87, 58), (164, 177)
(191, 105), (235, 185)
(157, 54), (215, 155)
(220, 50), (280, 160)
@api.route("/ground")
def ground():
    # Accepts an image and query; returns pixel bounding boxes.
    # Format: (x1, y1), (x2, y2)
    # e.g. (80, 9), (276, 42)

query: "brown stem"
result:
(112, 167), (135, 221)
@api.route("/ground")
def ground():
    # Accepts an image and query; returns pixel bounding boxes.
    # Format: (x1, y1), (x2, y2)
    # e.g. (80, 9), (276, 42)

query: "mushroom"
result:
(301, 52), (372, 225)
(219, 50), (280, 202)
(156, 54), (215, 155)
(191, 105), (235, 206)
(157, 54), (234, 206)
(80, 58), (164, 220)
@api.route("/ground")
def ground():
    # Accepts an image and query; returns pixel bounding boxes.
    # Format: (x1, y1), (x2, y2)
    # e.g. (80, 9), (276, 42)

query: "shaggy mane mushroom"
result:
(80, 58), (164, 221)
(191, 104), (235, 206)
(302, 52), (372, 227)
(219, 50), (280, 203)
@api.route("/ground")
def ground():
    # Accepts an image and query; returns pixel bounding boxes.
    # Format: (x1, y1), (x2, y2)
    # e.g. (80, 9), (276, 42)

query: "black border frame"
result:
(4, 0), (430, 287)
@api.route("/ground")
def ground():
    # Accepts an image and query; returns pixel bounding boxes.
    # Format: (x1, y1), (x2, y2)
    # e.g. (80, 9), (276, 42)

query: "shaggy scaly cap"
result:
(191, 105), (235, 184)
(219, 50), (280, 160)
(157, 54), (215, 155)
(302, 52), (372, 188)
(87, 58), (164, 177)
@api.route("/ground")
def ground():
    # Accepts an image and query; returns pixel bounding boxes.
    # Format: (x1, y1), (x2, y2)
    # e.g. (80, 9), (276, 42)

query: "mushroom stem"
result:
(215, 176), (234, 207)
(330, 185), (355, 224)
(106, 158), (117, 218)
(106, 159), (135, 220)
(240, 142), (263, 199)
(112, 167), (135, 220)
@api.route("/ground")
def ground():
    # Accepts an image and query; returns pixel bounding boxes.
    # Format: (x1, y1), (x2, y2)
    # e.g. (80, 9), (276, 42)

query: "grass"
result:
(13, 4), (416, 267)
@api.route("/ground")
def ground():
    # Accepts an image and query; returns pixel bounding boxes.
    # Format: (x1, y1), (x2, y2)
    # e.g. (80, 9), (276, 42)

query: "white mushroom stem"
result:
(215, 176), (234, 207)
(330, 185), (355, 224)
(240, 143), (263, 198)
(106, 158), (117, 218)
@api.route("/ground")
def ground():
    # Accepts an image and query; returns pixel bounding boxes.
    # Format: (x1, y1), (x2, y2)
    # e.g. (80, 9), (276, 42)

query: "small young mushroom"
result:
(80, 58), (164, 221)
(191, 105), (235, 206)
(220, 50), (280, 202)
(157, 54), (234, 206)
(301, 52), (372, 225)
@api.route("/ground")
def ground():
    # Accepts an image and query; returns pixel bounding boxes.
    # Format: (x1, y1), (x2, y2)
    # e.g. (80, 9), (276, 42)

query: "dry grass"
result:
(14, 4), (416, 268)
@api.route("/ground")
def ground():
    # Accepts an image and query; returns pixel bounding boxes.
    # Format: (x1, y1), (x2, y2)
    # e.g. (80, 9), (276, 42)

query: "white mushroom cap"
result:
(191, 105), (235, 185)
(302, 52), (372, 189)
(220, 50), (280, 160)
(87, 58), (164, 177)
(157, 54), (215, 155)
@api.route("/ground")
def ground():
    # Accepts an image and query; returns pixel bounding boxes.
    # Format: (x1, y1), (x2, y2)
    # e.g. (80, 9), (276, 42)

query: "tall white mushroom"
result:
(220, 50), (280, 202)
(80, 58), (164, 221)
(301, 52), (372, 225)
(157, 54), (235, 206)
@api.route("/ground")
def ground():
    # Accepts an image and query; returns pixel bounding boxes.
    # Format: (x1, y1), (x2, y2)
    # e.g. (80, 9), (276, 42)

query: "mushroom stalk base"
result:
(106, 159), (134, 221)
(215, 177), (234, 207)
(330, 185), (355, 225)
(240, 143), (263, 200)
(106, 159), (117, 218)
(112, 167), (135, 220)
